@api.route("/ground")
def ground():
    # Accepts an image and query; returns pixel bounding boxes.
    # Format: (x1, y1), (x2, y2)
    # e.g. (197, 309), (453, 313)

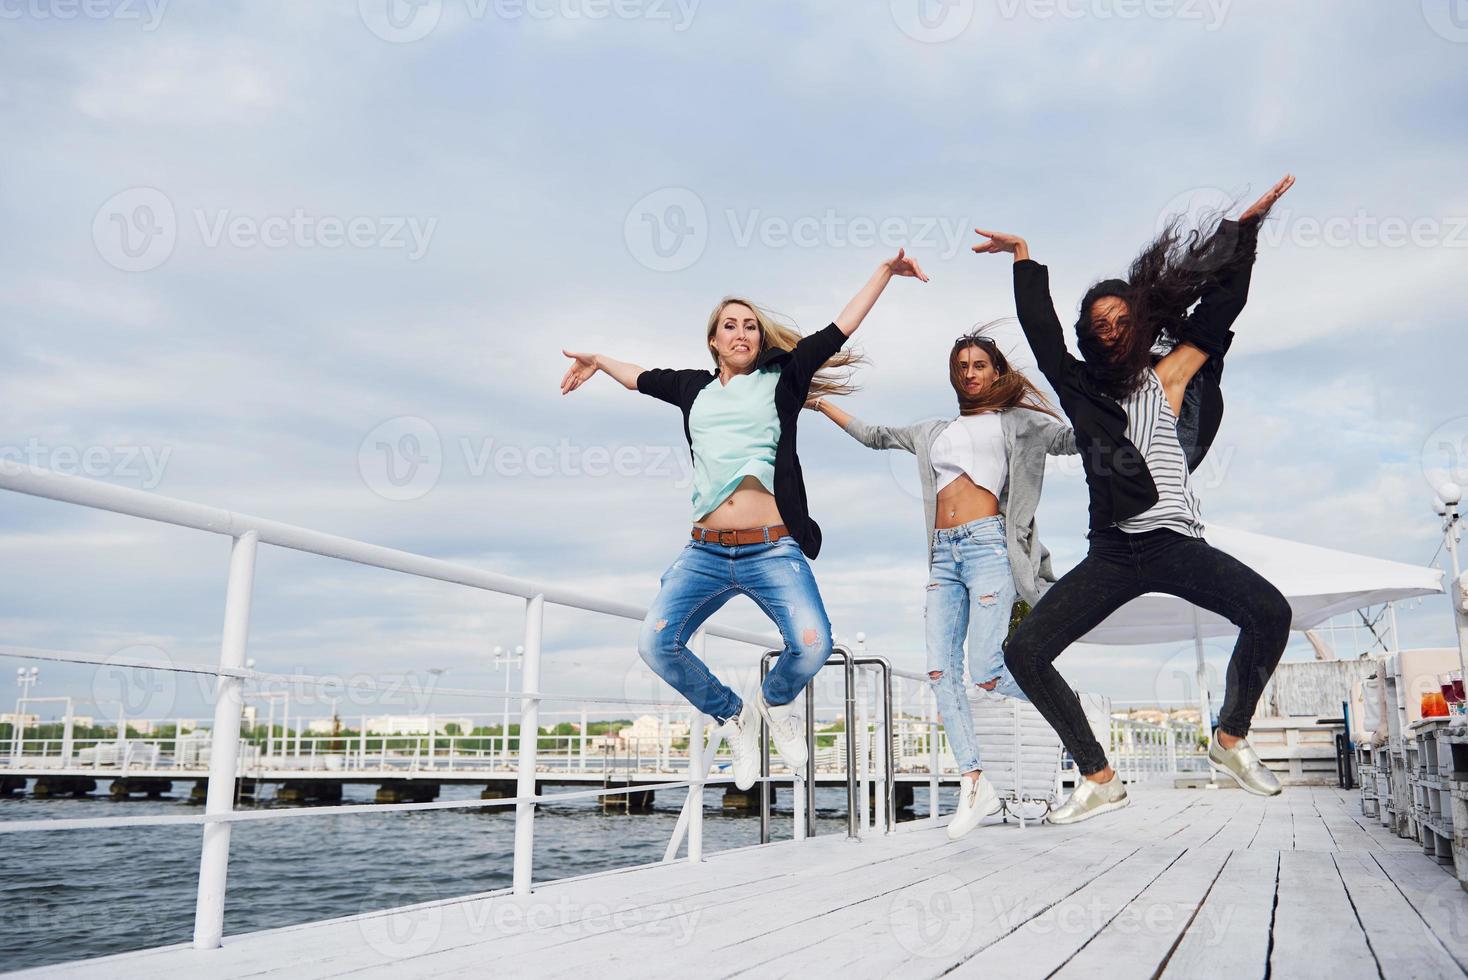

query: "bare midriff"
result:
(694, 475), (784, 531)
(934, 473), (1000, 529)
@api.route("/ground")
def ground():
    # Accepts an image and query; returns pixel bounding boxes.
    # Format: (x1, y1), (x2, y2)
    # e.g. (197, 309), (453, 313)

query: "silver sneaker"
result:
(1045, 774), (1129, 825)
(1208, 730), (1282, 797)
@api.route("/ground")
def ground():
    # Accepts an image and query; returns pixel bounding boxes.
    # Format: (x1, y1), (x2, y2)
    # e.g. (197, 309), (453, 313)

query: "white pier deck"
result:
(18, 786), (1468, 979)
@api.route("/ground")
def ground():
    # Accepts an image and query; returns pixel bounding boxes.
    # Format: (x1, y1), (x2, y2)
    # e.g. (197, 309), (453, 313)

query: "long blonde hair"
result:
(705, 296), (866, 400)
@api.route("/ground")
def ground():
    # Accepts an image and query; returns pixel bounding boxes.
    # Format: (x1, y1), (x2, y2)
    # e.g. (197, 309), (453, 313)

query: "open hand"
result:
(884, 248), (930, 282)
(1240, 173), (1295, 224)
(559, 350), (599, 395)
(971, 228), (1026, 256)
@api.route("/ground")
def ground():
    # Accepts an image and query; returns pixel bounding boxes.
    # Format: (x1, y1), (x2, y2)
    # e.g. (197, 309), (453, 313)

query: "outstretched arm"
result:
(972, 229), (1076, 388)
(809, 398), (920, 454)
(833, 249), (930, 338)
(1157, 173), (1295, 411)
(560, 351), (644, 394)
(787, 250), (930, 395)
(1037, 418), (1079, 456)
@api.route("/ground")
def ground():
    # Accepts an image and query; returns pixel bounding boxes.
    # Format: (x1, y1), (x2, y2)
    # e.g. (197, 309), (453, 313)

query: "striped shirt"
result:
(1114, 368), (1205, 538)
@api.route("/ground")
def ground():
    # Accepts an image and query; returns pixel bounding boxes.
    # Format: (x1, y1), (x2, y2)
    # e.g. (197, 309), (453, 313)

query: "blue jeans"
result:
(638, 533), (834, 724)
(925, 515), (1027, 774)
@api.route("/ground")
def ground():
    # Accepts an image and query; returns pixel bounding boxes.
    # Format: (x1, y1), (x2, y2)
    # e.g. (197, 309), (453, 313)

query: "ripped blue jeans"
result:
(638, 534), (834, 724)
(925, 515), (1027, 774)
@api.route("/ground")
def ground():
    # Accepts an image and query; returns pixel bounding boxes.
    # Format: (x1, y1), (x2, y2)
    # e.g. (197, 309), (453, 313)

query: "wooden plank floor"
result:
(16, 787), (1468, 979)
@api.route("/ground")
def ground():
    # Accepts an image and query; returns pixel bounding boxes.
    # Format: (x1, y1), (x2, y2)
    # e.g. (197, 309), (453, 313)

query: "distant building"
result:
(617, 714), (690, 744)
(129, 719), (197, 736)
(362, 715), (475, 735)
(0, 713), (39, 727)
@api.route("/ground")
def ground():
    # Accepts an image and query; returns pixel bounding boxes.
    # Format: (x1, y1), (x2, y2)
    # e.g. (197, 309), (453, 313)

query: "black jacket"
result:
(1011, 219), (1259, 531)
(636, 322), (849, 559)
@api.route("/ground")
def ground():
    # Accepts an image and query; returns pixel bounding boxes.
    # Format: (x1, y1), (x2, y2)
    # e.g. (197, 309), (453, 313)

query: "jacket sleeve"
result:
(838, 415), (920, 454)
(636, 368), (707, 408)
(1012, 260), (1082, 389)
(1038, 418), (1078, 456)
(785, 322), (850, 397)
(1175, 218), (1260, 360)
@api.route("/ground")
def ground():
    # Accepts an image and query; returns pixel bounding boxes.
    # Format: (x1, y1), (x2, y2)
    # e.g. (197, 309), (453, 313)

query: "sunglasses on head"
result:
(952, 334), (995, 348)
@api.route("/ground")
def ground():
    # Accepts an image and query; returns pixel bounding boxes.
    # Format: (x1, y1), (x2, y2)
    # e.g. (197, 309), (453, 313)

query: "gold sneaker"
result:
(1207, 730), (1282, 797)
(1045, 774), (1129, 825)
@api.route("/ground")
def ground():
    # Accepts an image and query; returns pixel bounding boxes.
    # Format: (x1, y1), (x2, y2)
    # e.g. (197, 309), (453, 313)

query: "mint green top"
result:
(688, 367), (782, 520)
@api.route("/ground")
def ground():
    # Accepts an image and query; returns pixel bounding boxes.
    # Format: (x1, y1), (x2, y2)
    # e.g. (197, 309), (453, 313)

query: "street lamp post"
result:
(1435, 482), (1468, 686)
(12, 667), (38, 763)
(493, 644), (524, 769)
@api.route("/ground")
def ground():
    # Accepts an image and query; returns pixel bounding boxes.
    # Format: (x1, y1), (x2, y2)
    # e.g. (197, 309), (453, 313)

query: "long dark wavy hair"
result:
(1074, 205), (1267, 400)
(951, 325), (1060, 419)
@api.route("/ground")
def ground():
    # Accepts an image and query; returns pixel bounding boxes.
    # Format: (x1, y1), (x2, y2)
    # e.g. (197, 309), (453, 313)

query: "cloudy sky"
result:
(2, 0), (1466, 728)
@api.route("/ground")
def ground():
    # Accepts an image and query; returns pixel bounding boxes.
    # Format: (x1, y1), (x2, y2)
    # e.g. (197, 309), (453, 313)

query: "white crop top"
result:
(931, 413), (1007, 496)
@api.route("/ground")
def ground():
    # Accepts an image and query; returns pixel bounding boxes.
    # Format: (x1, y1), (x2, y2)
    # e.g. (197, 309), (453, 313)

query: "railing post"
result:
(802, 681), (816, 839)
(858, 665), (871, 834)
(688, 710), (705, 864)
(881, 663), (896, 833)
(512, 594), (544, 895)
(843, 651), (857, 841)
(927, 685), (939, 825)
(579, 706), (589, 770)
(759, 652), (773, 845)
(61, 697), (75, 768)
(192, 530), (258, 950)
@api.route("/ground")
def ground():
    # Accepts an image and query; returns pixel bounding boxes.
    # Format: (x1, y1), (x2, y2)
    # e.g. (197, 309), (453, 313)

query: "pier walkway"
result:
(19, 786), (1468, 979)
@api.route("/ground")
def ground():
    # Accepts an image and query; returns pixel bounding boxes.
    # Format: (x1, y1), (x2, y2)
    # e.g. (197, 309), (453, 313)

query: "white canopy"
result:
(1077, 524), (1444, 646)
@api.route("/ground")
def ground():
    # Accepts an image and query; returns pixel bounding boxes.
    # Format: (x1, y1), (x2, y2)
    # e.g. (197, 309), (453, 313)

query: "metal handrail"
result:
(0, 462), (783, 950)
(757, 649), (896, 843)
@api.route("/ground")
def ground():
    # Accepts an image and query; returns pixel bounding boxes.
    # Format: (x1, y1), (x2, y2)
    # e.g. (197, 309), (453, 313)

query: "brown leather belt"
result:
(691, 524), (790, 546)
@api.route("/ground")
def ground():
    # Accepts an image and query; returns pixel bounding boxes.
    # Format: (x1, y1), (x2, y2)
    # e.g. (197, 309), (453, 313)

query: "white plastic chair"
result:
(966, 689), (1065, 828)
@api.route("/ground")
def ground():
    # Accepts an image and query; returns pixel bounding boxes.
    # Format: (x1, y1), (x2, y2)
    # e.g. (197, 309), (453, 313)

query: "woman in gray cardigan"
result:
(812, 330), (1076, 840)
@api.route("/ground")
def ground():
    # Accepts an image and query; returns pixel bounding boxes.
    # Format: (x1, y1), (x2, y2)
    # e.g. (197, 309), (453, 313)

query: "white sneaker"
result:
(947, 773), (1000, 841)
(757, 694), (808, 774)
(720, 700), (761, 791)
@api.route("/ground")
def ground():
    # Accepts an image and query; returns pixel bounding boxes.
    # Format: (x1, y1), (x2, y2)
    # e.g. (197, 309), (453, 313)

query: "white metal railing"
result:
(0, 462), (965, 960)
(0, 461), (803, 951)
(1108, 718), (1208, 780)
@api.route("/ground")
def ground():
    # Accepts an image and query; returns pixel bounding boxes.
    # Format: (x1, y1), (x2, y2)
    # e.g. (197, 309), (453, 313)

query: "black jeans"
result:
(1003, 526), (1292, 776)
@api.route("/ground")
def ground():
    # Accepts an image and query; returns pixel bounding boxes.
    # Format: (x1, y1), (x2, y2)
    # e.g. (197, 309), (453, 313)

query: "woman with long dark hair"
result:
(811, 328), (1075, 839)
(972, 174), (1296, 824)
(559, 251), (927, 790)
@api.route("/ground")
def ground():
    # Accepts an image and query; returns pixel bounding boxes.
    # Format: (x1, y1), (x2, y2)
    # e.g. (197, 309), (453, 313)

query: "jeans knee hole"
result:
(978, 593), (998, 606)
(928, 671), (943, 681)
(802, 628), (821, 648)
(654, 619), (667, 632)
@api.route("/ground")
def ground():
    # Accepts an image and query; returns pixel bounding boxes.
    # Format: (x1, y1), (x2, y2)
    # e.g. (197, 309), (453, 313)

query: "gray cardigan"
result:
(839, 408), (1077, 606)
